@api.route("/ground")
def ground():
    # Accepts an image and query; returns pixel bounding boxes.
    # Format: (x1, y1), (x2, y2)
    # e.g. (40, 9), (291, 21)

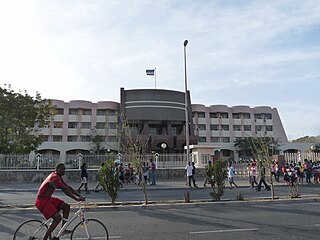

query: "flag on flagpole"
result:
(146, 69), (155, 76)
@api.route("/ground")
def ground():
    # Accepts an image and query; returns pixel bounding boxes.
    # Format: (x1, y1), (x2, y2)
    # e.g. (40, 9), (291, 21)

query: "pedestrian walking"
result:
(227, 162), (238, 189)
(256, 162), (271, 191)
(149, 159), (156, 185)
(249, 160), (258, 188)
(77, 163), (90, 194)
(185, 162), (194, 188)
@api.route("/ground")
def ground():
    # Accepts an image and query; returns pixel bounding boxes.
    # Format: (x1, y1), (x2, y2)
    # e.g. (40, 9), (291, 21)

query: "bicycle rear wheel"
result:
(71, 218), (109, 240)
(13, 219), (49, 240)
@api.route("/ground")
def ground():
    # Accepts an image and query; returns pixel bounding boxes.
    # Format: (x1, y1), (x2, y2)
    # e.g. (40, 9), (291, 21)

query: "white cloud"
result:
(1, 0), (320, 139)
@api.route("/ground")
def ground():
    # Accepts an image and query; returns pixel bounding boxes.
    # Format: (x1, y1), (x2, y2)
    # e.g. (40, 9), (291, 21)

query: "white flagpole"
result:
(154, 67), (157, 89)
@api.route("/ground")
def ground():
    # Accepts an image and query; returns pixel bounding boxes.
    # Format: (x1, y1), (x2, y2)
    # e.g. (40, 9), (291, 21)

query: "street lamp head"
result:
(184, 40), (188, 46)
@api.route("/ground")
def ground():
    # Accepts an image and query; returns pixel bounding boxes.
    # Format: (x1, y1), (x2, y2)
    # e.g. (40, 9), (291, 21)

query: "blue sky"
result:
(1, 0), (319, 140)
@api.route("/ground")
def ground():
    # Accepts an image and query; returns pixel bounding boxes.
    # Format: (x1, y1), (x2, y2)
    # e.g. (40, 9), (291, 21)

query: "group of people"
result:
(282, 159), (320, 185)
(245, 158), (320, 189)
(246, 160), (271, 191)
(114, 159), (157, 187)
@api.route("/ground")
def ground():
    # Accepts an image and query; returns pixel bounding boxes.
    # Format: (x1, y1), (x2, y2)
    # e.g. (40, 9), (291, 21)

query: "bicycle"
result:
(13, 201), (109, 240)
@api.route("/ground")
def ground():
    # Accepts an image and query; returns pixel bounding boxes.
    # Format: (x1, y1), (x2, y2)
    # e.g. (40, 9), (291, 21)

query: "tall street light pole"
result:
(184, 40), (190, 164)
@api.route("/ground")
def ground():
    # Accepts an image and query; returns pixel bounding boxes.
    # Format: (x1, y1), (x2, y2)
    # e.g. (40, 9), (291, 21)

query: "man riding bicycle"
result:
(35, 163), (85, 240)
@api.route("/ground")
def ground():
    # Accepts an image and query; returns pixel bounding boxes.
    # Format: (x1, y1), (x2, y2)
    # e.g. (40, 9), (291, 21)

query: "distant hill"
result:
(291, 136), (320, 143)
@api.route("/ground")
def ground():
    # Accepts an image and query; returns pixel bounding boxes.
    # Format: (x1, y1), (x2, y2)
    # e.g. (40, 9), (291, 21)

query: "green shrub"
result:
(99, 158), (121, 204)
(206, 159), (227, 201)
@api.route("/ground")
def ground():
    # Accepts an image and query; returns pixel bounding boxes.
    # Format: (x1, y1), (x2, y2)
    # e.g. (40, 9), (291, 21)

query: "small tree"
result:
(89, 134), (106, 154)
(235, 137), (280, 161)
(99, 155), (121, 205)
(119, 115), (150, 204)
(205, 159), (227, 201)
(249, 137), (281, 199)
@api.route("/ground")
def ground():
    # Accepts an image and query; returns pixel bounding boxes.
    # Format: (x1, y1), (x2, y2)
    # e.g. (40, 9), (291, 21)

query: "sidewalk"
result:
(0, 177), (285, 192)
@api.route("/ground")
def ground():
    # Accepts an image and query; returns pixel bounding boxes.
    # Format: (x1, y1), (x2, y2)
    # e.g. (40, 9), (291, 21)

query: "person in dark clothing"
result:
(77, 163), (90, 194)
(191, 162), (198, 188)
(256, 163), (271, 191)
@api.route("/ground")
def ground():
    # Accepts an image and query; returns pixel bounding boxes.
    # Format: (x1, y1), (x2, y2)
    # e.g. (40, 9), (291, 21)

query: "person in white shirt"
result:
(227, 162), (238, 189)
(185, 162), (194, 188)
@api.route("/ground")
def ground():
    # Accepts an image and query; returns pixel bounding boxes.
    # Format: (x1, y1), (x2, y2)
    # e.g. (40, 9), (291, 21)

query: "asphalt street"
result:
(1, 178), (320, 207)
(1, 199), (320, 240)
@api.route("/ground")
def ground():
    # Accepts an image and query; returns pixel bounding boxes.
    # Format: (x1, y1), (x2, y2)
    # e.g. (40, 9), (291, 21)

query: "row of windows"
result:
(51, 122), (117, 129)
(198, 124), (273, 131)
(194, 112), (272, 120)
(42, 135), (118, 142)
(198, 137), (231, 143)
(55, 108), (117, 116)
(199, 135), (273, 143)
(49, 122), (187, 136)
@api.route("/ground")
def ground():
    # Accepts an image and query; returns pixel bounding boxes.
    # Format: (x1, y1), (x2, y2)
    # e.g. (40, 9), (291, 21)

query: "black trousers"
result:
(256, 177), (270, 191)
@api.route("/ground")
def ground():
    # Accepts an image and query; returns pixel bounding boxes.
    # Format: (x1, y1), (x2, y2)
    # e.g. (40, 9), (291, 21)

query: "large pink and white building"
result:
(36, 88), (289, 162)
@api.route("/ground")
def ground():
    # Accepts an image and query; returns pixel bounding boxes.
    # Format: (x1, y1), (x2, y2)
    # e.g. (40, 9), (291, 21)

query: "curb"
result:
(1, 194), (319, 210)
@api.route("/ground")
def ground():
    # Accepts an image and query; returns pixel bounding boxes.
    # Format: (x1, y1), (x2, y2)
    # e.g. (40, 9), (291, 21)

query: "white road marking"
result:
(190, 228), (259, 234)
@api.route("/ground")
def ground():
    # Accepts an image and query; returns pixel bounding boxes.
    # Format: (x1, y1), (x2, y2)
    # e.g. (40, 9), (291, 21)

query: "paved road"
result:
(2, 199), (320, 240)
(1, 178), (320, 207)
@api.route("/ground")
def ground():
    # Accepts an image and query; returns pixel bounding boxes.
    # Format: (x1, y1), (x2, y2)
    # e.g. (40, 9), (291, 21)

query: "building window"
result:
(56, 108), (64, 115)
(210, 112), (218, 118)
(264, 113), (272, 119)
(109, 110), (116, 116)
(265, 125), (273, 131)
(222, 137), (230, 143)
(97, 109), (106, 116)
(53, 136), (62, 142)
(80, 135), (92, 142)
(211, 137), (220, 143)
(41, 135), (49, 142)
(233, 125), (241, 131)
(82, 109), (92, 115)
(255, 125), (263, 131)
(96, 122), (106, 129)
(221, 125), (229, 131)
(68, 122), (78, 128)
(67, 136), (78, 142)
(210, 124), (219, 131)
(81, 122), (91, 129)
(254, 114), (263, 120)
(201, 154), (211, 165)
(198, 137), (206, 142)
(53, 121), (63, 128)
(108, 123), (117, 129)
(149, 126), (156, 135)
(244, 125), (251, 131)
(243, 113), (251, 119)
(220, 112), (229, 118)
(69, 109), (78, 115)
(172, 125), (183, 136)
(198, 124), (206, 130)
(197, 112), (205, 118)
(232, 113), (240, 119)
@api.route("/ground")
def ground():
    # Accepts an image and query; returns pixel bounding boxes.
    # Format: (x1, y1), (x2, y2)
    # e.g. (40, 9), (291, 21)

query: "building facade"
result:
(36, 88), (289, 162)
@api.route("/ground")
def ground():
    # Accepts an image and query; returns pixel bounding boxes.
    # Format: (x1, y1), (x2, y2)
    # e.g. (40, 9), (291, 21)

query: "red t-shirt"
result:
(36, 172), (67, 199)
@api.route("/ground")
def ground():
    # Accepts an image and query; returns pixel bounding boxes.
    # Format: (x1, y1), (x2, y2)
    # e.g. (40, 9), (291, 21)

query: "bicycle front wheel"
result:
(71, 218), (109, 240)
(13, 219), (49, 240)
